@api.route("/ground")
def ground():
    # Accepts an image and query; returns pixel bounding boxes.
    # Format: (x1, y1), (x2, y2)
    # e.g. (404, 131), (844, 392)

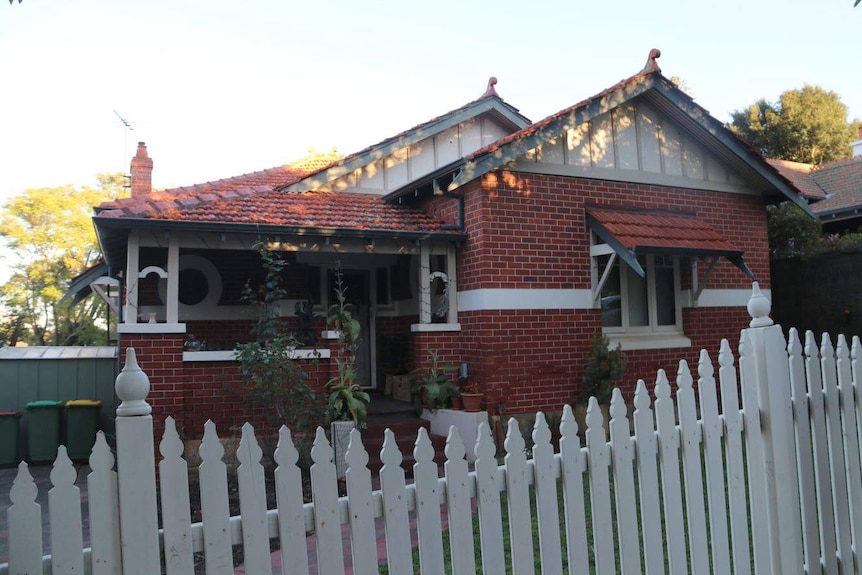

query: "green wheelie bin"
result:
(65, 400), (102, 462)
(0, 410), (22, 466)
(25, 400), (64, 463)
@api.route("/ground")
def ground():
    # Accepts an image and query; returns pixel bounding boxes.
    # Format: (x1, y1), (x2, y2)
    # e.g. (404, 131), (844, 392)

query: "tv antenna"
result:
(114, 110), (134, 187)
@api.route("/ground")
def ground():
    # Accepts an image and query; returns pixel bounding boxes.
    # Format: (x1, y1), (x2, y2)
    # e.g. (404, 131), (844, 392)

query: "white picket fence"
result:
(2, 282), (862, 574)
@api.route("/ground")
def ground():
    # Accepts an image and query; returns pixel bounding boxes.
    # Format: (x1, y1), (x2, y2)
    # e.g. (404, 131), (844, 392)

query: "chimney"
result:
(130, 141), (153, 197)
(853, 126), (862, 158)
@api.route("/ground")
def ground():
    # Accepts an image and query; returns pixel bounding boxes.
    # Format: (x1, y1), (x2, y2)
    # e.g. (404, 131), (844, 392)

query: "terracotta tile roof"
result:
(587, 206), (742, 254)
(98, 164), (310, 217)
(766, 159), (826, 200)
(114, 188), (455, 234)
(810, 157), (862, 215)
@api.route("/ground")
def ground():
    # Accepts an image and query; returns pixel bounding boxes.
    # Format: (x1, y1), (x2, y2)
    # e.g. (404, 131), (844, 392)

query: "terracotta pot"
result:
(461, 393), (482, 412)
(451, 396), (463, 410)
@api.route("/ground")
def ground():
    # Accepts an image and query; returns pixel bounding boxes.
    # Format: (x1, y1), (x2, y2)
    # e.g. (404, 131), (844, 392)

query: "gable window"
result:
(597, 253), (681, 333)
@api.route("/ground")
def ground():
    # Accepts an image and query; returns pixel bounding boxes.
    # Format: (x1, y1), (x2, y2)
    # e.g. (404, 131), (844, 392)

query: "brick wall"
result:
(413, 170), (769, 417)
(120, 334), (334, 440)
(455, 171), (770, 291)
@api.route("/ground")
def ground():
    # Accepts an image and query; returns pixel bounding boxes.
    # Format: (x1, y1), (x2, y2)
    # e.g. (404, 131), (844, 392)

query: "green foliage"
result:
(411, 349), (458, 415)
(580, 334), (626, 405)
(767, 202), (862, 259)
(325, 262), (370, 428)
(234, 242), (321, 435)
(0, 173), (126, 345)
(730, 85), (861, 166)
(767, 202), (823, 258)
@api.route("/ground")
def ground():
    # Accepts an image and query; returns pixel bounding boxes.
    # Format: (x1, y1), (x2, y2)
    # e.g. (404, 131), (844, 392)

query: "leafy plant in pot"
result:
(411, 349), (458, 415)
(325, 262), (370, 429)
(575, 333), (626, 433)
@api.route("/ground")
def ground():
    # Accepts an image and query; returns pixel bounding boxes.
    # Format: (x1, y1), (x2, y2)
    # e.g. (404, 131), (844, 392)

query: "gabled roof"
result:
(809, 157), (862, 218)
(279, 82), (531, 195)
(450, 50), (812, 214)
(95, 80), (529, 232)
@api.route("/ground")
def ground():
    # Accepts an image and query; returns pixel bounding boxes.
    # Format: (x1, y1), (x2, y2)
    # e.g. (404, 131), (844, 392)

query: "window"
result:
(597, 253), (681, 333)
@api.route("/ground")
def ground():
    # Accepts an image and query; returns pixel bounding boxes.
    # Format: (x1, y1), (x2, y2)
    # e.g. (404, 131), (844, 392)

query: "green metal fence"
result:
(0, 346), (118, 462)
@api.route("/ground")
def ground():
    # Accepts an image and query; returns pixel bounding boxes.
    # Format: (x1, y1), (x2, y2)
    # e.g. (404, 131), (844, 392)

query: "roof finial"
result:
(480, 76), (499, 99)
(642, 48), (662, 73)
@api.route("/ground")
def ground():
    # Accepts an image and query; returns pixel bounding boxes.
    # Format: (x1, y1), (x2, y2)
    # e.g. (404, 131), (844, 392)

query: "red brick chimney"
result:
(130, 141), (153, 197)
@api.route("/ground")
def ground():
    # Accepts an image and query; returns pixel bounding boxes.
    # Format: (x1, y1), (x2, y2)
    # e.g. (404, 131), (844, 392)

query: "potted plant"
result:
(460, 381), (483, 412)
(325, 263), (370, 477)
(411, 349), (458, 415)
(575, 333), (626, 433)
(450, 387), (463, 410)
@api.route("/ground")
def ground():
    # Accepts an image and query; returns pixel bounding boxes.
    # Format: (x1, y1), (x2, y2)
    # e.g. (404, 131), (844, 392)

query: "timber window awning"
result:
(586, 206), (754, 279)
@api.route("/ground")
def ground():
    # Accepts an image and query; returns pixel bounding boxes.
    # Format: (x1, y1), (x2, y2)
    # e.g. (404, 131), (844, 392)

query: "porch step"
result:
(362, 415), (447, 473)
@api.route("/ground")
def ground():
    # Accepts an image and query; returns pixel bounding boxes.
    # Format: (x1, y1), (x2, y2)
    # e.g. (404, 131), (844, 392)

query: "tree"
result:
(766, 201), (823, 258)
(0, 173), (126, 345)
(730, 85), (861, 166)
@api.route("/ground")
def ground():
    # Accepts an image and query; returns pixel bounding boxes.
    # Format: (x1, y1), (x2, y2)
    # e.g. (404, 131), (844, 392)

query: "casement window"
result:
(586, 205), (754, 348)
(596, 253), (682, 333)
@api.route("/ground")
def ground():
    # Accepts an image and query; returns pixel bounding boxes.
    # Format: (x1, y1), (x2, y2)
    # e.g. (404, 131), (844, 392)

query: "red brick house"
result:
(77, 50), (809, 434)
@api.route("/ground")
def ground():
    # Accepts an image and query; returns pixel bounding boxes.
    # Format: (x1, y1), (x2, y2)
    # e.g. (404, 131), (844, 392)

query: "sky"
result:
(0, 0), (860, 207)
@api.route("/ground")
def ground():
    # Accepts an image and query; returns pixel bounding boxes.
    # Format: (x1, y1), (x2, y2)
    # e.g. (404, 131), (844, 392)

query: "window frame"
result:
(592, 236), (684, 336)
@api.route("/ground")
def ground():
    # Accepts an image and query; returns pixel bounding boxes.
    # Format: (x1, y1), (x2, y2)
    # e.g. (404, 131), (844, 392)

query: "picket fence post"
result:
(113, 347), (161, 575)
(743, 281), (804, 575)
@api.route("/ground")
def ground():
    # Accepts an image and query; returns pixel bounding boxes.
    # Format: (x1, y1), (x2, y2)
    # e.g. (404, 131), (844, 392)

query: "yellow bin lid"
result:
(66, 400), (102, 407)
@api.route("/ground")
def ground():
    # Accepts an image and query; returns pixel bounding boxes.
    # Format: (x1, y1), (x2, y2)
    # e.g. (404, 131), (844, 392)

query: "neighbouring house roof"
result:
(586, 206), (754, 279)
(451, 50), (811, 214)
(809, 157), (862, 220)
(766, 159), (826, 200)
(762, 157), (862, 223)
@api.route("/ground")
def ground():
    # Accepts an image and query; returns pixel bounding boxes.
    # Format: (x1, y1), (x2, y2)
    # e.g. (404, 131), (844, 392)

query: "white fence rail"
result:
(2, 283), (860, 574)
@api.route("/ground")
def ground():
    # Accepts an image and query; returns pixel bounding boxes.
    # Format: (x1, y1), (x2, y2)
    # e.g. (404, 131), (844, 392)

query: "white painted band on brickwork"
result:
(117, 323), (187, 334)
(457, 288), (770, 312)
(182, 349), (330, 362)
(410, 323), (462, 332)
(696, 288), (772, 308)
(457, 289), (593, 312)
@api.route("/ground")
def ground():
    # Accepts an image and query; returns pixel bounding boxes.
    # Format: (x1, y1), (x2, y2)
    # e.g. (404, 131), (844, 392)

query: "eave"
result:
(94, 216), (465, 270)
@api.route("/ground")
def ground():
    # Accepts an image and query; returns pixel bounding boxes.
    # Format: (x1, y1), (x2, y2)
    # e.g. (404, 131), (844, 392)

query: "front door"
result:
(331, 271), (373, 389)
